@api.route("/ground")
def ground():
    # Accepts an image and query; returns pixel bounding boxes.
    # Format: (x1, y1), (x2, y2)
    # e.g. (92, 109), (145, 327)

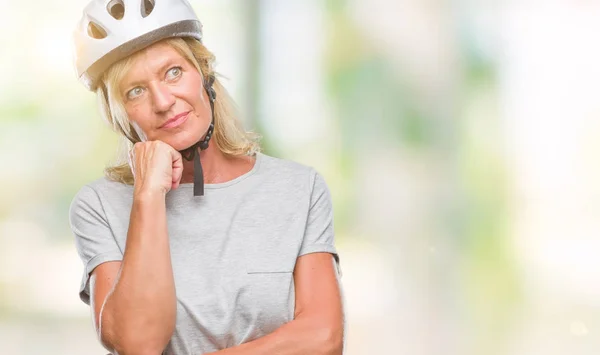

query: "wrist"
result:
(133, 188), (166, 203)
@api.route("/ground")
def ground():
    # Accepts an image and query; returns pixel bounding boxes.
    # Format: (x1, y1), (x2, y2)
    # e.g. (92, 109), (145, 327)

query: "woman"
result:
(68, 0), (345, 354)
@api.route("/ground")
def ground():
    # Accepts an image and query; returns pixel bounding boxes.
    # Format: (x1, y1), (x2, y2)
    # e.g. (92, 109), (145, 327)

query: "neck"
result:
(179, 143), (228, 184)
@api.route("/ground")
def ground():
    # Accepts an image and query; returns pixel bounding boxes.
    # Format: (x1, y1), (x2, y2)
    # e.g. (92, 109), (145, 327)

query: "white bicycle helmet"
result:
(73, 0), (203, 91)
(73, 0), (215, 197)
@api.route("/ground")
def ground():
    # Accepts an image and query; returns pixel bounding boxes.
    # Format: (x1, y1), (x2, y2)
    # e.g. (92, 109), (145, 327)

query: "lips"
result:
(160, 111), (190, 129)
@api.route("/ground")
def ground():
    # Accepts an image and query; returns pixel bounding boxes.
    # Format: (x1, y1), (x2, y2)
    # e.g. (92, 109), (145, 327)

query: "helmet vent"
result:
(87, 22), (107, 39)
(141, 0), (155, 18)
(107, 0), (125, 20)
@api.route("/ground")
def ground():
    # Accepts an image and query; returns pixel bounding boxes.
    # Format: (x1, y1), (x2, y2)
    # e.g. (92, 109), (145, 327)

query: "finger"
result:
(128, 147), (136, 179)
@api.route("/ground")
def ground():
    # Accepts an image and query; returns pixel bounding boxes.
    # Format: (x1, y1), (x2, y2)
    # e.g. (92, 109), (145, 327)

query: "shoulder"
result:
(70, 177), (133, 211)
(257, 152), (324, 190)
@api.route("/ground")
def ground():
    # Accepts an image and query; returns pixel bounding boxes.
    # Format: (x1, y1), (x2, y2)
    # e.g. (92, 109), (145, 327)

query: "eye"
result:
(126, 87), (144, 100)
(166, 66), (182, 80)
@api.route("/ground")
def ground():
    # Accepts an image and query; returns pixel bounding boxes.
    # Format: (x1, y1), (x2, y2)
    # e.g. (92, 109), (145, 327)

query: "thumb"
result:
(171, 150), (184, 189)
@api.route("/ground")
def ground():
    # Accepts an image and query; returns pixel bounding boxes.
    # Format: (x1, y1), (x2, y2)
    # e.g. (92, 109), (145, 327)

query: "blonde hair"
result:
(96, 37), (261, 185)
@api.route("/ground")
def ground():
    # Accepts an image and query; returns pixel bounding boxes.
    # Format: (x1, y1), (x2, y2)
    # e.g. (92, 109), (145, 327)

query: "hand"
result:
(128, 140), (184, 196)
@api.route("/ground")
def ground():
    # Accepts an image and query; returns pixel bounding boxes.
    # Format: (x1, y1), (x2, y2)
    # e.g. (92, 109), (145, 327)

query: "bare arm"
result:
(205, 252), (344, 355)
(90, 191), (175, 354)
(90, 141), (184, 355)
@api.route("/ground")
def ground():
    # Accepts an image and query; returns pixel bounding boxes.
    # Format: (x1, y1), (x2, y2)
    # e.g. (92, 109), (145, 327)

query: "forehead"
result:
(121, 42), (186, 85)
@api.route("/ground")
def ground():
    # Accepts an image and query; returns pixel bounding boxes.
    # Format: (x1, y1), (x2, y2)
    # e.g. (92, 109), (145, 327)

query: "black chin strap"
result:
(179, 76), (216, 196)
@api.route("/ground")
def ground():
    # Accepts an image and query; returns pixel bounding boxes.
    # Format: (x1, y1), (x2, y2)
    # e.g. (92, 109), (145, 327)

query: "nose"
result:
(149, 81), (175, 113)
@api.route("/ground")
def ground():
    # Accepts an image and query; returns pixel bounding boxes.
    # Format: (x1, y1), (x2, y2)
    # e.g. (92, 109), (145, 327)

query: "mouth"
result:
(160, 111), (190, 129)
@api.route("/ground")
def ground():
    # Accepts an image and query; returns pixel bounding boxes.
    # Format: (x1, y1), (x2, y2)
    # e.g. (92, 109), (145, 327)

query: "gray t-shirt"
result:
(69, 152), (343, 354)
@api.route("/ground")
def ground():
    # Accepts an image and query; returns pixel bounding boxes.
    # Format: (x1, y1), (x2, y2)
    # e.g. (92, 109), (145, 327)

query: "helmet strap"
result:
(179, 75), (216, 196)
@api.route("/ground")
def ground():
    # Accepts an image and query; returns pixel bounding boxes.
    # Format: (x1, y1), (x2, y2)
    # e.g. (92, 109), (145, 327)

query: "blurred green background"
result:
(2, 0), (600, 354)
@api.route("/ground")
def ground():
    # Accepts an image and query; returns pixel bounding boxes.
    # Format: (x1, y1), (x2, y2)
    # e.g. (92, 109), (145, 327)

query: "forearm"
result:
(101, 191), (176, 354)
(205, 315), (343, 355)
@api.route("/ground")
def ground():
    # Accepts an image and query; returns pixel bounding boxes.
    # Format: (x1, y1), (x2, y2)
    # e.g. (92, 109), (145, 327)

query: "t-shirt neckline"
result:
(176, 152), (262, 190)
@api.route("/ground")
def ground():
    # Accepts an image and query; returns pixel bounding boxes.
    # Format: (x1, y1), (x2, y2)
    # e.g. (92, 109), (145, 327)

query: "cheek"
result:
(181, 74), (206, 107)
(124, 106), (152, 138)
(126, 105), (148, 127)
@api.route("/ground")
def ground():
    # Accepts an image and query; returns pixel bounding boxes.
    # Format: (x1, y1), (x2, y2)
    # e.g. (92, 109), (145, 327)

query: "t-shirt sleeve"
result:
(69, 185), (123, 305)
(298, 170), (341, 271)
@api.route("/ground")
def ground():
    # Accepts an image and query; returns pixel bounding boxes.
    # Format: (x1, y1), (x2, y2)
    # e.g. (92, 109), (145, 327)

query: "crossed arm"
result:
(204, 252), (344, 355)
(92, 252), (343, 355)
(89, 193), (343, 355)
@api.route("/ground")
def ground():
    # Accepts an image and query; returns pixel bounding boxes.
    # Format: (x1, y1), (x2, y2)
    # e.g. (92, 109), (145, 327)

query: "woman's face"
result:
(118, 41), (211, 151)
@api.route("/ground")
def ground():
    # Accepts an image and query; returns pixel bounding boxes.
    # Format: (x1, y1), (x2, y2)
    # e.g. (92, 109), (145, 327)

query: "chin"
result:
(167, 136), (195, 151)
(167, 128), (206, 151)
(154, 114), (209, 150)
